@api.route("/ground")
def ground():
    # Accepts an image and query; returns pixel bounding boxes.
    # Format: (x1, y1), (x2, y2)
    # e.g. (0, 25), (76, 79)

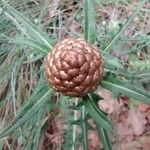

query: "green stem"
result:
(96, 124), (112, 150)
(82, 106), (89, 150)
(72, 98), (78, 150)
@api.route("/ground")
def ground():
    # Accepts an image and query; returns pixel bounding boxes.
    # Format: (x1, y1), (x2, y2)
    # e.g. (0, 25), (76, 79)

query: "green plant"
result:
(0, 0), (150, 150)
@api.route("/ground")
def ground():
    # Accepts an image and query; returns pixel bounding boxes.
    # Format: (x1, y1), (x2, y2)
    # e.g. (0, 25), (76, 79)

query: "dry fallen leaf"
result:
(128, 108), (147, 136)
(88, 130), (102, 150)
(138, 103), (150, 112)
(98, 88), (120, 114)
(117, 122), (134, 142)
(98, 99), (119, 114)
(139, 136), (150, 150)
(120, 140), (142, 150)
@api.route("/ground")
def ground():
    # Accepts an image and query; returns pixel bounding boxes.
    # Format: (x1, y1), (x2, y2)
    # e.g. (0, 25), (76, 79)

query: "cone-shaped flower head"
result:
(45, 38), (103, 97)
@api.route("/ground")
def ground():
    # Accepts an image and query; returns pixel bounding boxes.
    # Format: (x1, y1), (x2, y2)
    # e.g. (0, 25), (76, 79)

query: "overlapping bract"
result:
(45, 38), (103, 97)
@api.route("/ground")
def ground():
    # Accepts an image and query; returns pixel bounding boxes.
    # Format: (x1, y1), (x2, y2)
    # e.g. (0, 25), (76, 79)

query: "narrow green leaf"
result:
(136, 72), (150, 81)
(10, 38), (49, 54)
(23, 53), (45, 63)
(0, 7), (2, 14)
(27, 107), (45, 150)
(11, 83), (50, 126)
(81, 106), (89, 150)
(104, 56), (132, 78)
(96, 124), (112, 150)
(90, 92), (103, 101)
(0, 89), (52, 138)
(101, 77), (150, 104)
(2, 1), (53, 49)
(84, 0), (96, 43)
(83, 95), (113, 132)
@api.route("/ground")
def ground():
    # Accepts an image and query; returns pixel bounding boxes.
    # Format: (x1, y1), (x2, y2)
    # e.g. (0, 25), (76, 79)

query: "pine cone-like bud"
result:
(45, 38), (103, 97)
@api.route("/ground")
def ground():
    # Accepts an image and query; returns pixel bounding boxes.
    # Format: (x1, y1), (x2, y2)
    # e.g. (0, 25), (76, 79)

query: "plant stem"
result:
(72, 98), (78, 150)
(96, 124), (112, 150)
(82, 106), (89, 150)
